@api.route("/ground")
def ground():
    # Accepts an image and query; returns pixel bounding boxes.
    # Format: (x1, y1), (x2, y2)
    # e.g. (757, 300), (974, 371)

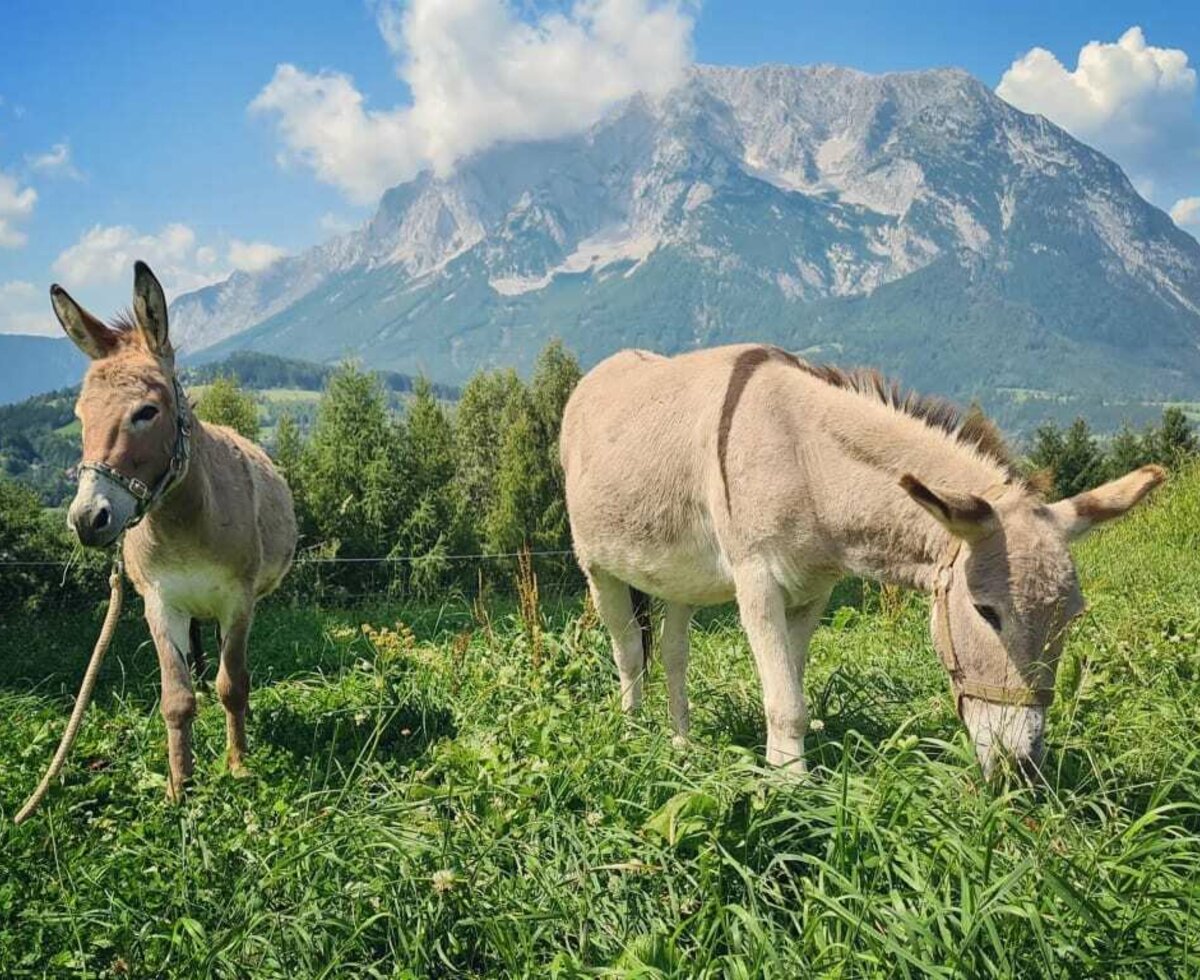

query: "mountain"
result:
(175, 64), (1200, 429)
(0, 335), (87, 406)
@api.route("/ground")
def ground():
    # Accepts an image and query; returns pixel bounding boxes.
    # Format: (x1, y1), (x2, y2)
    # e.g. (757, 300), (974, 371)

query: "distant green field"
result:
(1, 470), (1198, 976)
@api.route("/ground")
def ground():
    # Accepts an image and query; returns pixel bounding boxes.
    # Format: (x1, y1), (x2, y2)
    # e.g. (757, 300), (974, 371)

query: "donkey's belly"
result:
(147, 561), (246, 622)
(593, 526), (735, 607)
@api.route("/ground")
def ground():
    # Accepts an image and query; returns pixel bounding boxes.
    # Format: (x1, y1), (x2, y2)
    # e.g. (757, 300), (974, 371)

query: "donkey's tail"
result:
(188, 619), (207, 679)
(631, 588), (653, 669)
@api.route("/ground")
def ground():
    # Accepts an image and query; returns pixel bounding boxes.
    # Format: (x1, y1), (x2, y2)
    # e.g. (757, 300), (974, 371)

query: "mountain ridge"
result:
(139, 63), (1200, 422)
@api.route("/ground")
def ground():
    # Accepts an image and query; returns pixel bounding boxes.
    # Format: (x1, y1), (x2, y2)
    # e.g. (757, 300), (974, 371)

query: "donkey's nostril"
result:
(93, 506), (111, 531)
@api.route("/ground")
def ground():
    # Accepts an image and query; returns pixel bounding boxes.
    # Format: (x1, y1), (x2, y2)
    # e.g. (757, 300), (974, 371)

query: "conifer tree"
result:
(195, 375), (260, 441)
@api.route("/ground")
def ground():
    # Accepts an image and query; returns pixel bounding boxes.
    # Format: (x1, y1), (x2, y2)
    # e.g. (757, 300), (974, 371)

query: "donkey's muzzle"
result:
(69, 499), (118, 547)
(68, 470), (137, 547)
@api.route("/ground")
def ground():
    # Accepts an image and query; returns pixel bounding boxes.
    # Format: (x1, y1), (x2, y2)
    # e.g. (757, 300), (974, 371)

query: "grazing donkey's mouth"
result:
(960, 697), (1047, 781)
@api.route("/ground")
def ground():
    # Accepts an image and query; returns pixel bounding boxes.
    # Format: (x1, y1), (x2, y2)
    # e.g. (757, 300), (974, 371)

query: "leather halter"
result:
(78, 374), (192, 531)
(930, 484), (1057, 718)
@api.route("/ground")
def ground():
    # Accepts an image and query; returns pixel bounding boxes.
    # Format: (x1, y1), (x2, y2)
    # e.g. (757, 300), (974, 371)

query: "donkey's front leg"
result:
(216, 604), (254, 776)
(735, 565), (810, 769)
(145, 595), (196, 799)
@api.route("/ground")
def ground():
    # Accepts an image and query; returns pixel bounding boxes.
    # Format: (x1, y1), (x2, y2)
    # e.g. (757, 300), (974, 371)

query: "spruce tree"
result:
(399, 378), (460, 594)
(1150, 407), (1198, 464)
(195, 375), (260, 441)
(452, 368), (524, 548)
(485, 389), (549, 555)
(304, 363), (403, 557)
(1106, 423), (1148, 479)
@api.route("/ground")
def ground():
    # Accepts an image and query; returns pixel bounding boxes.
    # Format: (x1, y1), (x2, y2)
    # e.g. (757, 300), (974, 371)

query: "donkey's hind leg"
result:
(661, 601), (692, 739)
(588, 569), (648, 712)
(217, 605), (254, 776)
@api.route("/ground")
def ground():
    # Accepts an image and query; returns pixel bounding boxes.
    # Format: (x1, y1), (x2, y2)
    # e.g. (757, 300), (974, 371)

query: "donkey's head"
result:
(901, 465), (1165, 778)
(52, 261), (187, 547)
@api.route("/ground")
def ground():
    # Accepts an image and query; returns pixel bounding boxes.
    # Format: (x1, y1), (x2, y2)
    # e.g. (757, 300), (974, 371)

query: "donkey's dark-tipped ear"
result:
(900, 473), (998, 542)
(1049, 464), (1166, 540)
(50, 284), (119, 360)
(132, 260), (171, 356)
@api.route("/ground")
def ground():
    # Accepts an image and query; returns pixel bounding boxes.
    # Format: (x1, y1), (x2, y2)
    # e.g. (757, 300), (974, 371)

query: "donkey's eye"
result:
(132, 404), (159, 424)
(974, 604), (1002, 631)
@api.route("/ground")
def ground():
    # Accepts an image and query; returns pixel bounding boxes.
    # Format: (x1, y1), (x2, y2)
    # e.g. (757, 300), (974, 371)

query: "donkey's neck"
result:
(817, 399), (1008, 591)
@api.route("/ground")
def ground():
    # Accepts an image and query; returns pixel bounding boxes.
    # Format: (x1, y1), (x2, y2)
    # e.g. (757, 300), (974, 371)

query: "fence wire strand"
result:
(0, 549), (574, 570)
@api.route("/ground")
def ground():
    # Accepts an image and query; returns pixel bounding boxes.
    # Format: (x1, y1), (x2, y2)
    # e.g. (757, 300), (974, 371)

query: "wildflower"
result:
(354, 710), (369, 725)
(585, 810), (604, 827)
(809, 718), (825, 732)
(431, 869), (457, 894)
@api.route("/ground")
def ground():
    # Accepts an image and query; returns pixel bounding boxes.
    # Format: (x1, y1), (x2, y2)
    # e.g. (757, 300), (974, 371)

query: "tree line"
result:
(2, 341), (1198, 612)
(201, 341), (582, 603)
(1027, 409), (1198, 500)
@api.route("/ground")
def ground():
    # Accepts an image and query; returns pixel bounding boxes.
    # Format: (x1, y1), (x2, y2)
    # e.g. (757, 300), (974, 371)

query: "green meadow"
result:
(1, 468), (1198, 977)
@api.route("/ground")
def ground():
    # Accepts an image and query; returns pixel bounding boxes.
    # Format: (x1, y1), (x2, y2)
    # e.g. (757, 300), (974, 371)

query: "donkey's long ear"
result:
(50, 284), (120, 360)
(1049, 464), (1165, 540)
(132, 260), (171, 356)
(900, 474), (998, 542)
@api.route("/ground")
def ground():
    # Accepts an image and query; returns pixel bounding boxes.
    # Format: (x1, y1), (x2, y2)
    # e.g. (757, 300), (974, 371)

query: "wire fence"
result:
(0, 549), (574, 569)
(0, 546), (587, 612)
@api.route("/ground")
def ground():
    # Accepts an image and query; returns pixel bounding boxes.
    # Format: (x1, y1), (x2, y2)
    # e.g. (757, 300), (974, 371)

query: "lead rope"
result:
(14, 552), (125, 825)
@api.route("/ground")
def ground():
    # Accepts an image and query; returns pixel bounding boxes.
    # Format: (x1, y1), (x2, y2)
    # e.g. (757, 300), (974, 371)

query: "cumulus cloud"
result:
(1171, 197), (1200, 228)
(228, 238), (288, 272)
(0, 279), (55, 336)
(0, 172), (37, 248)
(26, 142), (82, 179)
(52, 223), (223, 294)
(319, 211), (360, 236)
(997, 27), (1199, 208)
(51, 223), (291, 298)
(251, 0), (695, 203)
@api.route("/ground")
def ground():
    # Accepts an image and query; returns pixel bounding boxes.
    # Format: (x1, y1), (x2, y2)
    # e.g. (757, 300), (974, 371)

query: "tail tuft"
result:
(631, 589), (653, 669)
(188, 619), (207, 679)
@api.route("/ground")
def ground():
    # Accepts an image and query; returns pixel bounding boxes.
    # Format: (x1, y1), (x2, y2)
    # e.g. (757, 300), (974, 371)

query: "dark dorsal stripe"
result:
(717, 346), (801, 512)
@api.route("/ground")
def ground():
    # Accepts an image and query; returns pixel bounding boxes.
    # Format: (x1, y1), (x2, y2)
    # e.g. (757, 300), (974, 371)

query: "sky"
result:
(1, 0), (1198, 337)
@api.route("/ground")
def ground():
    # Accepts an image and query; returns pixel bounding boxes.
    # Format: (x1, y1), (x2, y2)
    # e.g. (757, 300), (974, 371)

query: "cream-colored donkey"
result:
(562, 344), (1163, 776)
(52, 262), (296, 797)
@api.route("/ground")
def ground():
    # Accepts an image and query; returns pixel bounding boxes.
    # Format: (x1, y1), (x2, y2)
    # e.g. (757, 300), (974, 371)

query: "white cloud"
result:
(228, 238), (288, 272)
(52, 223), (222, 294)
(319, 211), (360, 236)
(0, 279), (55, 336)
(0, 171), (37, 248)
(51, 223), (290, 297)
(1171, 196), (1200, 228)
(26, 142), (82, 179)
(996, 27), (1199, 205)
(251, 0), (695, 203)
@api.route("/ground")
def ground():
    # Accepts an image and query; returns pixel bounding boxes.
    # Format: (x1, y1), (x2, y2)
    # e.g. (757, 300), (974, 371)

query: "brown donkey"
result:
(52, 261), (296, 797)
(562, 344), (1164, 777)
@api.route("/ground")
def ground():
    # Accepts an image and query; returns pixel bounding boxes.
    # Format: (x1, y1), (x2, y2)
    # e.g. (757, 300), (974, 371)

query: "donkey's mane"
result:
(108, 309), (138, 335)
(794, 358), (1026, 483)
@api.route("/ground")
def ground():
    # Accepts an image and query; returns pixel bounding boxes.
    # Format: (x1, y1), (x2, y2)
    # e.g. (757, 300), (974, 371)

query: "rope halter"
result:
(930, 485), (1057, 719)
(77, 374), (192, 530)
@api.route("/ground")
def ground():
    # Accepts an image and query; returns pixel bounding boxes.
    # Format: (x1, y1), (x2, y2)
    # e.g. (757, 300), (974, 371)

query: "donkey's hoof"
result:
(227, 760), (254, 780)
(671, 734), (689, 752)
(165, 777), (193, 803)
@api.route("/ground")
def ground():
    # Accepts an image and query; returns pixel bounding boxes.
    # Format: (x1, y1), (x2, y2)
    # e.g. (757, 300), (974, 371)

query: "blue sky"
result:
(1, 1), (1198, 336)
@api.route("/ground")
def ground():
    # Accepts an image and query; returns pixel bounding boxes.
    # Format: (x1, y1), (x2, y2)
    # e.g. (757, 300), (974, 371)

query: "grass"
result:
(1, 473), (1199, 977)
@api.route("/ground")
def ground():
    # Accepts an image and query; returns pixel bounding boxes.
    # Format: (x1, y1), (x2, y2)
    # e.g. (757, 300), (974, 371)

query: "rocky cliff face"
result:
(172, 63), (1200, 426)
